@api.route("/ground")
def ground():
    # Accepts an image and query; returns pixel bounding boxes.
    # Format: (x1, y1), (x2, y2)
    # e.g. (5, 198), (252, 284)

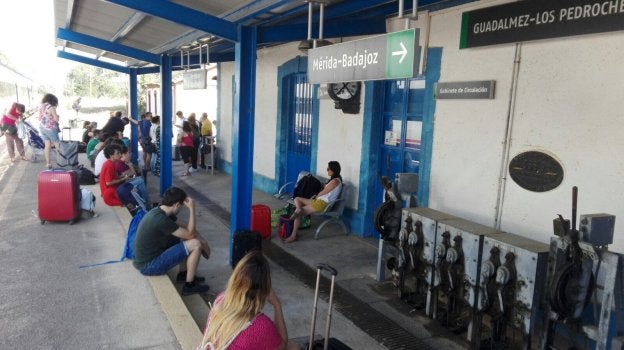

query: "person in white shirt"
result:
(173, 111), (185, 161)
(94, 150), (107, 177)
(93, 138), (125, 177)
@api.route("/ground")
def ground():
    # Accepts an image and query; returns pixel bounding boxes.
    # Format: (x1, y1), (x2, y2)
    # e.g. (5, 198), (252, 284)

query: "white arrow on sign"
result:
(392, 42), (407, 64)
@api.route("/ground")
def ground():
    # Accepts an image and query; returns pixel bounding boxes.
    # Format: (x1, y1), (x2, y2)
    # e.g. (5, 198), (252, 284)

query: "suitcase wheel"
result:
(40, 220), (45, 225)
(68, 219), (75, 225)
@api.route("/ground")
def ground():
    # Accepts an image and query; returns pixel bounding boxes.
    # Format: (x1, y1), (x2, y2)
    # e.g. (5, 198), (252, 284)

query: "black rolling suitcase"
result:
(305, 264), (352, 350)
(231, 230), (262, 268)
(56, 141), (79, 168)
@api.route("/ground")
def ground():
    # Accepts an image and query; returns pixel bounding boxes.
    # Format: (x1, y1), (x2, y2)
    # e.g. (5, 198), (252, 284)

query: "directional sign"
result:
(308, 29), (419, 84)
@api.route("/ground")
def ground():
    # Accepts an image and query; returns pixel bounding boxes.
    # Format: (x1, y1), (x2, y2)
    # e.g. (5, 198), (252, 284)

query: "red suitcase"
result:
(250, 204), (271, 239)
(38, 169), (81, 224)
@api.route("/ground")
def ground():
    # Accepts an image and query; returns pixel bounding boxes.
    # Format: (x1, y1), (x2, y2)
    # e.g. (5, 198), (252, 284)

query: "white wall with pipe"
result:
(215, 0), (624, 246)
(398, 0), (624, 250)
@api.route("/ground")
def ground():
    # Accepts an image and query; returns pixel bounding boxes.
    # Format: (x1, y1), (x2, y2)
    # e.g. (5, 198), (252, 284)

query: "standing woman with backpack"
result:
(38, 93), (61, 169)
(187, 113), (201, 171)
(178, 121), (195, 176)
(151, 115), (161, 177)
(1, 102), (26, 163)
(199, 112), (212, 169)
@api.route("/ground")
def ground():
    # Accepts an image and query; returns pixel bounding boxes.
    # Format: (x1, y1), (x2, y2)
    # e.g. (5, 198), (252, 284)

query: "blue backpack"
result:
(122, 209), (146, 260)
(79, 208), (147, 268)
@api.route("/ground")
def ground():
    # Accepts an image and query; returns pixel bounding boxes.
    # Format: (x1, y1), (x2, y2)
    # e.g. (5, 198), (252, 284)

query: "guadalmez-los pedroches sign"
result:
(460, 0), (624, 48)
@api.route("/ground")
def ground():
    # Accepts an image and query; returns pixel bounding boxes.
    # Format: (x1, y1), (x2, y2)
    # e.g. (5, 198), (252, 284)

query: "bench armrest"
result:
(320, 197), (345, 215)
(274, 181), (296, 200)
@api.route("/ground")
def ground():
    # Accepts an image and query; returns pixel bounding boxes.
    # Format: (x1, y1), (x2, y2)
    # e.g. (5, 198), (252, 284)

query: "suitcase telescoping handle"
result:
(308, 263), (338, 350)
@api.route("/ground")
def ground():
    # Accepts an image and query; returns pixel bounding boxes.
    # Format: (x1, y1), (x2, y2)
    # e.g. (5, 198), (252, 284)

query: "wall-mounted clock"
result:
(327, 82), (361, 102)
(327, 81), (361, 114)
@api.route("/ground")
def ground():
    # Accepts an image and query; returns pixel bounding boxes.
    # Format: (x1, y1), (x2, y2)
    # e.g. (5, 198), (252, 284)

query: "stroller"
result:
(22, 119), (45, 162)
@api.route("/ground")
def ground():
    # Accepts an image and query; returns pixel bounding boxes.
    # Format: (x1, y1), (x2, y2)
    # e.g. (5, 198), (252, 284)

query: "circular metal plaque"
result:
(509, 151), (564, 192)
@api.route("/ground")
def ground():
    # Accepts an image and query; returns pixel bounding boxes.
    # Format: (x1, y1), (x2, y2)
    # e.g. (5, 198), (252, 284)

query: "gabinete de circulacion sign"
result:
(307, 29), (419, 84)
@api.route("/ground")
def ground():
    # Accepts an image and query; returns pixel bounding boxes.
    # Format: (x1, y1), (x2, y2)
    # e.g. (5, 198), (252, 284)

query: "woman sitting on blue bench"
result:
(284, 161), (342, 243)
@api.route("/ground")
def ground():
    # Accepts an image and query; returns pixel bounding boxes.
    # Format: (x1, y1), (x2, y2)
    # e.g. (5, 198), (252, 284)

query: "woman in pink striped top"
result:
(199, 251), (299, 350)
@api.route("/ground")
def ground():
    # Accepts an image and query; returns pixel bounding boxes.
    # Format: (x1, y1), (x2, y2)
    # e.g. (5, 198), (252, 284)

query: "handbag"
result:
(16, 120), (26, 139)
(1, 123), (18, 136)
(201, 143), (212, 154)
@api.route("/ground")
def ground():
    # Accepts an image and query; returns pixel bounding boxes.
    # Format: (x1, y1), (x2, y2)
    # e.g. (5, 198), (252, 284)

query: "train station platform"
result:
(0, 146), (468, 350)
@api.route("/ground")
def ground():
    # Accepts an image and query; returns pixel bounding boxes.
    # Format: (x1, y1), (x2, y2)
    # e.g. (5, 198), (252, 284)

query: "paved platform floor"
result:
(0, 144), (469, 350)
(0, 153), (180, 349)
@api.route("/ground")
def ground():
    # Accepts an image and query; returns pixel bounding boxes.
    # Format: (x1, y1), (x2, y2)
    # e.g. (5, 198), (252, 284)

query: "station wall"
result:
(215, 0), (624, 250)
(415, 0), (624, 251)
(219, 42), (363, 209)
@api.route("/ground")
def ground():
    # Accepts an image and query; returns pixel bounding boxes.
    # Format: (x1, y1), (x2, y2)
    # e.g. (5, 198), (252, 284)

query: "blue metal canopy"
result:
(53, 0), (473, 67)
(52, 0), (474, 261)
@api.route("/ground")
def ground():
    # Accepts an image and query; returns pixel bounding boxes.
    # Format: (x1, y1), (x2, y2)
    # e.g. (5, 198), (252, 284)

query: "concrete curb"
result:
(112, 206), (202, 350)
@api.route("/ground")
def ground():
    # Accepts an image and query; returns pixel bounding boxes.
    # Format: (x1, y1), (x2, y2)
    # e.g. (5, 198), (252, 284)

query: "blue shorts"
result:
(139, 242), (189, 276)
(39, 127), (60, 142)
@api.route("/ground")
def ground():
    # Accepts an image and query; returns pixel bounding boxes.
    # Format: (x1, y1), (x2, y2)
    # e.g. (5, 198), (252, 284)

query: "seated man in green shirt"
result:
(132, 186), (211, 295)
(86, 129), (101, 162)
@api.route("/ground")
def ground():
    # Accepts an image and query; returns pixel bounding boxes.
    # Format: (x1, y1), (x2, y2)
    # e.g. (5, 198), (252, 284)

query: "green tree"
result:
(137, 73), (160, 114)
(64, 65), (127, 98)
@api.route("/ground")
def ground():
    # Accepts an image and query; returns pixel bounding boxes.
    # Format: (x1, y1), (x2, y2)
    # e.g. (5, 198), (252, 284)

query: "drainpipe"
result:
(493, 43), (522, 230)
(418, 11), (430, 76)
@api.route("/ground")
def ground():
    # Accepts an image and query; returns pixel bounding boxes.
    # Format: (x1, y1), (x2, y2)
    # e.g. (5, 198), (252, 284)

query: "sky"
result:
(0, 0), (75, 92)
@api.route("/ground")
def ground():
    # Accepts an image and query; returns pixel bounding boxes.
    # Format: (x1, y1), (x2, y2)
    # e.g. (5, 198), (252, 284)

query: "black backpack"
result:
(75, 165), (96, 185)
(191, 123), (201, 142)
(293, 174), (322, 199)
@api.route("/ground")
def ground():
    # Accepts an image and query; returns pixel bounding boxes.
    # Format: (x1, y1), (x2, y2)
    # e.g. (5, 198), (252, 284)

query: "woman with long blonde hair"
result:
(199, 251), (298, 350)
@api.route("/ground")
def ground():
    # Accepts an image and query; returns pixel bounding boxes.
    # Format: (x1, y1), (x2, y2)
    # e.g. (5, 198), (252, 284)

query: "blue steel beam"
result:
(56, 51), (130, 74)
(105, 0), (238, 43)
(57, 28), (160, 65)
(170, 52), (235, 66)
(135, 51), (236, 75)
(137, 66), (161, 75)
(316, 0), (397, 21)
(129, 69), (139, 165)
(160, 55), (173, 196)
(271, 0), (407, 25)
(259, 0), (474, 27)
(230, 25), (257, 264)
(223, 0), (292, 24)
(222, 0), (288, 19)
(319, 0), (478, 21)
(257, 18), (387, 43)
(205, 42), (233, 55)
(205, 52), (235, 62)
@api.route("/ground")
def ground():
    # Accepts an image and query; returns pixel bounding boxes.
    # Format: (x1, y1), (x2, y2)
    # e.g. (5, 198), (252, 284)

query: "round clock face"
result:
(329, 82), (360, 100)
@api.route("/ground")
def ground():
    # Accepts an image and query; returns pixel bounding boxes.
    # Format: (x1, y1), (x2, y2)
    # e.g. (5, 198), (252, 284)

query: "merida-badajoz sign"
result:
(308, 29), (419, 84)
(460, 0), (624, 48)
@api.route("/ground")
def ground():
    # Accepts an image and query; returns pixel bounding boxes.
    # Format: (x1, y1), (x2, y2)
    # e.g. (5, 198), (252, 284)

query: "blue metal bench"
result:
(274, 170), (348, 239)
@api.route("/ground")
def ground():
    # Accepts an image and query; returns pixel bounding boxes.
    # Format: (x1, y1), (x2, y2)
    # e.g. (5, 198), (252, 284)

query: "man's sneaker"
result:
(176, 273), (206, 284)
(181, 283), (209, 296)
